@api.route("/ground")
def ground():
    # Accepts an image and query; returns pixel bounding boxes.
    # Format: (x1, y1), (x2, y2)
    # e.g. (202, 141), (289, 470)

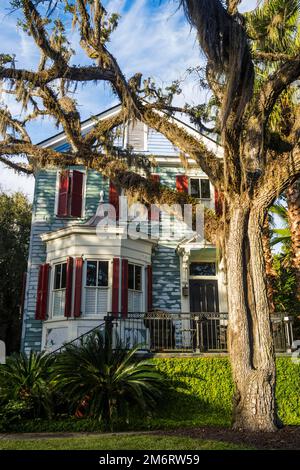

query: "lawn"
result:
(0, 434), (253, 450)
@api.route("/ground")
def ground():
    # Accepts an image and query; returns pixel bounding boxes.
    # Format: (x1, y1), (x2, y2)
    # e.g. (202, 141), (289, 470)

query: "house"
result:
(20, 104), (292, 354)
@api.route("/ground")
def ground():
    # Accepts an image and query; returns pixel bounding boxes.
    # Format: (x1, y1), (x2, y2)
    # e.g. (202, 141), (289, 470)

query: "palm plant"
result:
(269, 202), (291, 254)
(51, 330), (167, 430)
(0, 351), (54, 418)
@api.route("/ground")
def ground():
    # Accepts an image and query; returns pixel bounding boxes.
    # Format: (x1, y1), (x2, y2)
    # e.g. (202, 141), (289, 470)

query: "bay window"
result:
(128, 264), (143, 312)
(84, 260), (109, 316)
(52, 262), (67, 317)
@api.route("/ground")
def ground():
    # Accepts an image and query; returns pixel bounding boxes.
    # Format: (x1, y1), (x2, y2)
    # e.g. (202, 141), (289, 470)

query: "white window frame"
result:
(51, 261), (67, 318)
(83, 259), (110, 317)
(128, 263), (143, 293)
(188, 177), (212, 200)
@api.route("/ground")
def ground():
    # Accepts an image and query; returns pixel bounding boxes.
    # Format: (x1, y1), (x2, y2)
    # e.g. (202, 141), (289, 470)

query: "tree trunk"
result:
(262, 216), (276, 312)
(226, 199), (279, 432)
(286, 181), (300, 302)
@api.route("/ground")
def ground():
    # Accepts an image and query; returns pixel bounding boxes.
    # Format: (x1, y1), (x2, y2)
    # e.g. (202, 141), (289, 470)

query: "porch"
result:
(51, 311), (294, 354)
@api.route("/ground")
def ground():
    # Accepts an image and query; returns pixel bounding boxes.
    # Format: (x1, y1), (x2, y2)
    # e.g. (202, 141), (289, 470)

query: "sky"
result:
(0, 0), (258, 200)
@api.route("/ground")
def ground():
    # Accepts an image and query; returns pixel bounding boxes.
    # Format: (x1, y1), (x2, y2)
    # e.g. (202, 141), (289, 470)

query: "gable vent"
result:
(127, 121), (146, 151)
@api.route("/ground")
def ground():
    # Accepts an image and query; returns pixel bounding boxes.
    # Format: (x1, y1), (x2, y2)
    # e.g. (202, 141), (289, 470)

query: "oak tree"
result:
(1, 0), (300, 431)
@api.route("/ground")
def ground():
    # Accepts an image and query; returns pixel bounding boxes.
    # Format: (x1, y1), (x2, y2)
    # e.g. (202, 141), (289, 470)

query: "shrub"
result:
(51, 331), (168, 430)
(0, 351), (55, 419)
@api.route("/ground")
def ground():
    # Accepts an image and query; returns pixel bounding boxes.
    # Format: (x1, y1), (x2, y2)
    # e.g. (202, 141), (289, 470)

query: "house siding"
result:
(21, 113), (218, 353)
(21, 168), (108, 353)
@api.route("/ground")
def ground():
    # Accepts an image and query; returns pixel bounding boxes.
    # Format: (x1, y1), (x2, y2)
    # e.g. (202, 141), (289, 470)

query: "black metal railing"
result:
(104, 311), (294, 354)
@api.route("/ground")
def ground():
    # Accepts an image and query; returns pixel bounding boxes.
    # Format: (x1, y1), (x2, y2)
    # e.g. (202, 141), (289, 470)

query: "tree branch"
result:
(256, 58), (300, 124)
(255, 147), (300, 210)
(0, 155), (33, 174)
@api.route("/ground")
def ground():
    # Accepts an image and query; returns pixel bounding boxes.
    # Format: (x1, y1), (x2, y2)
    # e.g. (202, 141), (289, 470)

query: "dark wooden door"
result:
(189, 279), (219, 313)
(189, 279), (219, 350)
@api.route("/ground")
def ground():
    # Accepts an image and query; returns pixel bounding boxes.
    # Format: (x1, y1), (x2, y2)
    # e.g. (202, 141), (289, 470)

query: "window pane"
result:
(190, 262), (216, 276)
(190, 178), (200, 198)
(98, 261), (108, 287)
(128, 264), (134, 290)
(86, 261), (97, 286)
(61, 263), (67, 289)
(135, 266), (142, 291)
(54, 264), (61, 290)
(200, 179), (210, 199)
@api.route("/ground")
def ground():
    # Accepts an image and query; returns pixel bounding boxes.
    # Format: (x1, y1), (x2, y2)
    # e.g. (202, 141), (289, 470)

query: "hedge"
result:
(152, 356), (300, 427)
(4, 356), (300, 432)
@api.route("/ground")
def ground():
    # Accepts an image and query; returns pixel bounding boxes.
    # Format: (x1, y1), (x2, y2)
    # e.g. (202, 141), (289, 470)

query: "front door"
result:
(189, 279), (219, 351)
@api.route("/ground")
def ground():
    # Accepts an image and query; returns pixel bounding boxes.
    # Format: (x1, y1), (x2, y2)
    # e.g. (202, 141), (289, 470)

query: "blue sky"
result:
(0, 0), (257, 199)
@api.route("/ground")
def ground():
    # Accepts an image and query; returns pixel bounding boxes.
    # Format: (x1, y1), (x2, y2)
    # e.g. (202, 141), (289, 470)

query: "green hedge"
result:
(5, 357), (300, 432)
(152, 357), (300, 428)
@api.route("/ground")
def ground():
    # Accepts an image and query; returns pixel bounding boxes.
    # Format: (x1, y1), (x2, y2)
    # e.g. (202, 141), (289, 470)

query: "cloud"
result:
(0, 0), (258, 198)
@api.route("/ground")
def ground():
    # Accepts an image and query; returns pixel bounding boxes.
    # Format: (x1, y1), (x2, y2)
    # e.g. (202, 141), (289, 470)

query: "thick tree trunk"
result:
(226, 199), (279, 432)
(262, 216), (276, 312)
(286, 181), (300, 302)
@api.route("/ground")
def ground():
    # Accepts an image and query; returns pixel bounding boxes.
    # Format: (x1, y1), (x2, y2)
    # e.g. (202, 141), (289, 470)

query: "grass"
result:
(0, 434), (253, 450)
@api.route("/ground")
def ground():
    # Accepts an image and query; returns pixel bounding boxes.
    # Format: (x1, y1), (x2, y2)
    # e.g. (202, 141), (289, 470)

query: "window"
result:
(190, 262), (216, 276)
(190, 178), (211, 199)
(57, 170), (84, 218)
(85, 260), (109, 316)
(86, 261), (109, 287)
(52, 262), (67, 317)
(54, 263), (67, 290)
(128, 264), (143, 313)
(128, 264), (142, 291)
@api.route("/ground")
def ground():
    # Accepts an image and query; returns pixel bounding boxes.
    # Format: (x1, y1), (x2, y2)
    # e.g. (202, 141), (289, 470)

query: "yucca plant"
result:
(0, 351), (54, 418)
(51, 330), (167, 430)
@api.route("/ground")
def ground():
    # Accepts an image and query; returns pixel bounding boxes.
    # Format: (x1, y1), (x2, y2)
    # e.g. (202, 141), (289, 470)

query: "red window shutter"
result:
(176, 175), (188, 193)
(112, 258), (120, 316)
(57, 170), (70, 216)
(214, 189), (223, 216)
(149, 175), (160, 221)
(64, 257), (74, 318)
(121, 259), (128, 318)
(35, 264), (49, 320)
(70, 170), (84, 218)
(147, 265), (153, 312)
(73, 257), (83, 318)
(109, 181), (119, 221)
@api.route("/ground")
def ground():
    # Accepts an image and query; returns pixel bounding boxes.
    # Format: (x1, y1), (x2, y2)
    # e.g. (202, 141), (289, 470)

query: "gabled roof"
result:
(37, 103), (223, 158)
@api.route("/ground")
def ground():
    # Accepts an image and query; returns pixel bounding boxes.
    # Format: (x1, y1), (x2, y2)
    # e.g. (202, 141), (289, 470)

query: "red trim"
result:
(147, 265), (153, 312)
(35, 264), (49, 320)
(121, 259), (128, 318)
(109, 181), (119, 221)
(70, 171), (84, 218)
(73, 257), (83, 317)
(57, 170), (70, 216)
(176, 174), (188, 193)
(64, 257), (74, 317)
(112, 258), (120, 316)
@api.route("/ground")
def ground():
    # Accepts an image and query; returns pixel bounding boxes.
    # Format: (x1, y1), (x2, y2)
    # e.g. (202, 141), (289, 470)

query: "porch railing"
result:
(104, 312), (294, 354)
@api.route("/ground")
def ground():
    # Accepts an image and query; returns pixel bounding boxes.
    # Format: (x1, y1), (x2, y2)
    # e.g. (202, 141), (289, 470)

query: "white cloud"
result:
(0, 0), (259, 197)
